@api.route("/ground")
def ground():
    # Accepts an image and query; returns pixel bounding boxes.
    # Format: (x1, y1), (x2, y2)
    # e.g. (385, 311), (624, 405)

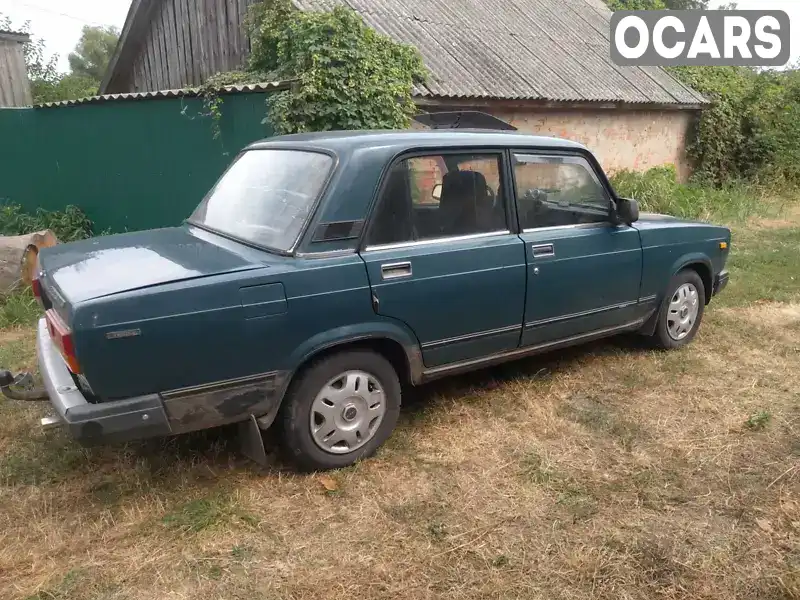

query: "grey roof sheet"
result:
(293, 0), (707, 106)
(34, 81), (292, 109)
(0, 29), (31, 42)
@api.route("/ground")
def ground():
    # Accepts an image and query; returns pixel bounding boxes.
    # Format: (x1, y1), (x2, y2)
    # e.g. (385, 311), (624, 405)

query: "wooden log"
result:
(0, 230), (58, 293)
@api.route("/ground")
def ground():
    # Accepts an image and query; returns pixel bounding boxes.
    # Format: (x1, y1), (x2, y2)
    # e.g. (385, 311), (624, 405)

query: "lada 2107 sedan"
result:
(16, 118), (731, 471)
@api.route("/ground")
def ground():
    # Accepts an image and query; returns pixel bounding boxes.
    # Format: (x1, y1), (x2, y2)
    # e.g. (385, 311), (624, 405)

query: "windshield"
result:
(189, 149), (334, 252)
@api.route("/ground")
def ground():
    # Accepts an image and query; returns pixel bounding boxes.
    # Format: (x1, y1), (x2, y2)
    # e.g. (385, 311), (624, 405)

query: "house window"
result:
(513, 154), (611, 230)
(366, 153), (507, 246)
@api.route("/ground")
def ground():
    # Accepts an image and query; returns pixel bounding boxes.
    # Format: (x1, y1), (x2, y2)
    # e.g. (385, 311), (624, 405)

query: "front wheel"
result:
(279, 350), (401, 471)
(650, 269), (706, 350)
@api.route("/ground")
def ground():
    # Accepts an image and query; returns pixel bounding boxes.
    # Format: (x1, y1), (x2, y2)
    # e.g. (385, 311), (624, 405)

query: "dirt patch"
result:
(720, 302), (800, 345)
(0, 328), (29, 345)
(751, 202), (800, 229)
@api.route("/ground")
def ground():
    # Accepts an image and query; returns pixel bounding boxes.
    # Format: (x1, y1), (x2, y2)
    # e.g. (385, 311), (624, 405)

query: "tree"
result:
(605, 0), (666, 10)
(663, 0), (708, 8)
(605, 0), (708, 8)
(67, 25), (120, 81)
(0, 13), (63, 103)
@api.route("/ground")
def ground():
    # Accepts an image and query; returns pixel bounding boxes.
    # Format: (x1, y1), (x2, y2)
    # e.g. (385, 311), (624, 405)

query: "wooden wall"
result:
(0, 37), (32, 107)
(123, 0), (259, 92)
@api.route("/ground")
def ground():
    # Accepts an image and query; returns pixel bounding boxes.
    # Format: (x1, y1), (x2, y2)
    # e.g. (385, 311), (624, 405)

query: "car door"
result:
(360, 151), (527, 368)
(512, 152), (644, 346)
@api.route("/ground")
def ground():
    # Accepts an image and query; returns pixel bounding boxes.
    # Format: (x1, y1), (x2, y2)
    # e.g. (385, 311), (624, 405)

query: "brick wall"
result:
(491, 107), (695, 181)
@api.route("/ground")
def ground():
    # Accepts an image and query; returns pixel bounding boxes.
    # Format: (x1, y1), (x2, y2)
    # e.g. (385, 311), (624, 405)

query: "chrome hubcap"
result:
(667, 283), (699, 341)
(310, 370), (386, 454)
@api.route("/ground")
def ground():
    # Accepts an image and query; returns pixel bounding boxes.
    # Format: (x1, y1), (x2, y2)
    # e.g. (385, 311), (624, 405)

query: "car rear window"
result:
(189, 149), (334, 252)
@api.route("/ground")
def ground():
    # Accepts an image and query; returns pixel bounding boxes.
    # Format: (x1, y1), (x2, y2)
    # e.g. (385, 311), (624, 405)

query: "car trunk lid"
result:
(36, 225), (266, 309)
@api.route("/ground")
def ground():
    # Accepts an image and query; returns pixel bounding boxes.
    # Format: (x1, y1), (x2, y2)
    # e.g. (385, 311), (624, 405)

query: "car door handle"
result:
(380, 261), (412, 280)
(531, 243), (555, 258)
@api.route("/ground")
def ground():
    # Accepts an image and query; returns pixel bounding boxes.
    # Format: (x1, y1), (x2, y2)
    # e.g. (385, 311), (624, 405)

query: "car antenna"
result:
(412, 111), (517, 131)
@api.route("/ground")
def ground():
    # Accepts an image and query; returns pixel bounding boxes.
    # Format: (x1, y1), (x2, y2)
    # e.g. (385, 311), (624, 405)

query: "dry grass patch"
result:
(0, 212), (799, 599)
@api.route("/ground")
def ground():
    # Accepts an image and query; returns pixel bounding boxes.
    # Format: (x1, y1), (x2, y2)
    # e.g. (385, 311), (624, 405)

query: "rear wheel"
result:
(651, 269), (706, 350)
(279, 350), (401, 471)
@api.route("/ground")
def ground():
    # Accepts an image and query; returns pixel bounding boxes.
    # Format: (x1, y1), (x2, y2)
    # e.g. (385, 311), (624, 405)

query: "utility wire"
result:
(9, 0), (108, 26)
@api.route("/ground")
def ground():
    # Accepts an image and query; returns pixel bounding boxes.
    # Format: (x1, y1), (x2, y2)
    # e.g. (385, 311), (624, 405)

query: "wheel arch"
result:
(289, 336), (420, 390)
(256, 323), (423, 431)
(638, 257), (713, 337)
(673, 257), (713, 305)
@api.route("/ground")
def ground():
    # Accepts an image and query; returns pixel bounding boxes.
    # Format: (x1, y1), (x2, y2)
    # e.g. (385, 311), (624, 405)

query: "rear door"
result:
(511, 152), (644, 346)
(359, 150), (527, 368)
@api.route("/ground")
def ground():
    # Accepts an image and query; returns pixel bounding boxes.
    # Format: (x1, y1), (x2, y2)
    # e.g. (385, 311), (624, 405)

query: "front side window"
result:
(367, 153), (507, 247)
(190, 149), (333, 251)
(513, 154), (611, 230)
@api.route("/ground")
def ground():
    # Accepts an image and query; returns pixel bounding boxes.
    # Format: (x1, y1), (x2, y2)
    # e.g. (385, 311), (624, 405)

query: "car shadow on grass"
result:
(402, 333), (655, 413)
(0, 333), (656, 498)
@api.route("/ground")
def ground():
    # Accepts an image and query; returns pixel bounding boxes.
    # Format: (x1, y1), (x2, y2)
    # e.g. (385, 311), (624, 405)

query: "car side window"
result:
(513, 154), (611, 230)
(366, 153), (508, 246)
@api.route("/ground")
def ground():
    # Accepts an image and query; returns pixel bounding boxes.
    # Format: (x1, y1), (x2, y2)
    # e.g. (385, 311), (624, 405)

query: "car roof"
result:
(245, 129), (589, 153)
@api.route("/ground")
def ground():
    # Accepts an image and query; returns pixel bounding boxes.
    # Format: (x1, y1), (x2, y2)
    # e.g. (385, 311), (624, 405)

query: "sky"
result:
(1, 0), (131, 72)
(0, 0), (798, 74)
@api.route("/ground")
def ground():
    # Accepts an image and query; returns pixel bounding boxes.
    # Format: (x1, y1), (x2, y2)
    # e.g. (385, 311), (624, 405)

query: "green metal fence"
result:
(0, 91), (276, 234)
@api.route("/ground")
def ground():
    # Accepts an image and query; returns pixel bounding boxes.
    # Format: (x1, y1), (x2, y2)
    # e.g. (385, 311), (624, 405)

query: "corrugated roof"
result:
(34, 81), (293, 109)
(0, 29), (31, 42)
(293, 0), (708, 106)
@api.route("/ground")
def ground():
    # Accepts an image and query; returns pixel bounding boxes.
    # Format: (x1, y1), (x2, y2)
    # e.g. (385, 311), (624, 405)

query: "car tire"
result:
(278, 350), (401, 472)
(651, 269), (706, 350)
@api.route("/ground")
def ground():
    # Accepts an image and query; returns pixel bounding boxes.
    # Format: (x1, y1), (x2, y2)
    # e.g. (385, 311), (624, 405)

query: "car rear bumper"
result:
(37, 318), (172, 445)
(713, 270), (729, 296)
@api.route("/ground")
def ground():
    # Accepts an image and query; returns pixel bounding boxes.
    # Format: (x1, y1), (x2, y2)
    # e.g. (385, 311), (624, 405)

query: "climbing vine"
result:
(190, 69), (269, 139)
(248, 1), (427, 134)
(193, 0), (427, 139)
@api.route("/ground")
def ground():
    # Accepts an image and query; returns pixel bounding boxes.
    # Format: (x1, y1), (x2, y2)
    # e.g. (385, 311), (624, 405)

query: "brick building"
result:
(100, 0), (707, 177)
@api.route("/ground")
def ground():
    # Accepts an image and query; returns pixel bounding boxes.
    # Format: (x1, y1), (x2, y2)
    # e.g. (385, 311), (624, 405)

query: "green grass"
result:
(161, 497), (232, 533)
(0, 288), (42, 329)
(610, 165), (788, 223)
(720, 227), (800, 307)
(745, 410), (772, 431)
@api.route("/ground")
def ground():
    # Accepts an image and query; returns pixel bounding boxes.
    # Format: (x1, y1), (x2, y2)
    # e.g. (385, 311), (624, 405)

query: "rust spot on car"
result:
(162, 376), (279, 434)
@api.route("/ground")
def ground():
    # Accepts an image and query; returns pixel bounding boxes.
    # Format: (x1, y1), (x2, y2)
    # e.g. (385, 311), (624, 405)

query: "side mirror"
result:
(615, 197), (639, 225)
(432, 183), (442, 201)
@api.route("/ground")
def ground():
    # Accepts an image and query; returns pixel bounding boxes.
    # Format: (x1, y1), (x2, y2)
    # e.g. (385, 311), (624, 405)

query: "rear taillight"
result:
(31, 276), (42, 303)
(45, 309), (81, 374)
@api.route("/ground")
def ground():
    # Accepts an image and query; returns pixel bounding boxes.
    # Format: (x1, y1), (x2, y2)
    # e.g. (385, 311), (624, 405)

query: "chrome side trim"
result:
(364, 230), (511, 253)
(421, 317), (648, 381)
(521, 222), (612, 234)
(295, 249), (356, 259)
(640, 294), (658, 303)
(421, 324), (522, 350)
(524, 300), (639, 329)
(161, 371), (278, 400)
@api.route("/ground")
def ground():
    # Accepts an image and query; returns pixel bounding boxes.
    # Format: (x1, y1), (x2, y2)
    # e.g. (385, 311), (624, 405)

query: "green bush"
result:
(668, 66), (800, 187)
(0, 203), (94, 242)
(609, 165), (767, 222)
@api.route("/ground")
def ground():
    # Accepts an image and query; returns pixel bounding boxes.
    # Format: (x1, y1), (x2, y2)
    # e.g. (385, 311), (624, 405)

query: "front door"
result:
(360, 151), (526, 367)
(511, 152), (643, 346)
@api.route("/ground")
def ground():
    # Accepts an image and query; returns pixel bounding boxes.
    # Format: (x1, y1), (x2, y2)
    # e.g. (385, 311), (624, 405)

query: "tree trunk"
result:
(0, 230), (58, 294)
